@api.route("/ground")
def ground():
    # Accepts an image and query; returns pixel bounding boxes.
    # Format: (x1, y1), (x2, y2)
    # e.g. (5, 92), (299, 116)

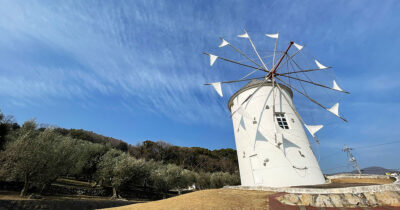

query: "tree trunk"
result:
(98, 179), (103, 187)
(111, 186), (118, 199)
(40, 183), (50, 195)
(20, 174), (29, 197)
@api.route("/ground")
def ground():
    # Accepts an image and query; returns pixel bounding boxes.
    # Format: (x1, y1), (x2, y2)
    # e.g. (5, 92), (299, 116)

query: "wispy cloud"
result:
(0, 1), (232, 124)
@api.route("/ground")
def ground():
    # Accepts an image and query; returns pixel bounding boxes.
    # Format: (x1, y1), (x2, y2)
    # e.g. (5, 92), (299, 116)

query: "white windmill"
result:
(204, 31), (348, 187)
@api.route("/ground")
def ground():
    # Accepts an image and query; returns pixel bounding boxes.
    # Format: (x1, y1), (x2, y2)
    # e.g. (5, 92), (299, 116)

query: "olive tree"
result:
(0, 120), (76, 196)
(195, 172), (212, 189)
(96, 149), (150, 199)
(112, 155), (148, 197)
(149, 163), (190, 197)
(210, 172), (241, 188)
(177, 169), (197, 193)
(69, 140), (109, 180)
(34, 134), (78, 193)
(1, 120), (41, 196)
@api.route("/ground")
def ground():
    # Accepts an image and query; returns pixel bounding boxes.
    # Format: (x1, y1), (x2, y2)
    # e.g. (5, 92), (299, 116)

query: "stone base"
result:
(226, 174), (400, 208)
(276, 191), (400, 208)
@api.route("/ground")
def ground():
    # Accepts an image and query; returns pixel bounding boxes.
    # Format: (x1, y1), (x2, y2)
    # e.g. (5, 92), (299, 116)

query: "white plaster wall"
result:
(230, 82), (325, 187)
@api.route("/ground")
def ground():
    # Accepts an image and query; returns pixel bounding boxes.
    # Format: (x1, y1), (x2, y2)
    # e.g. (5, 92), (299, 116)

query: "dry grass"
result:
(331, 177), (395, 184)
(103, 189), (275, 210)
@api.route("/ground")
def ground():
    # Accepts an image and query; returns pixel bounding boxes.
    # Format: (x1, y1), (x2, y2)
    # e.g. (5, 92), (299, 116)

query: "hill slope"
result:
(53, 128), (239, 173)
(352, 166), (400, 175)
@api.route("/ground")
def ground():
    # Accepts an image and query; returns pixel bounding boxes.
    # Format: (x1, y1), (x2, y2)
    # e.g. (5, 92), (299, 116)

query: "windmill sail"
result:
(265, 33), (279, 39)
(211, 82), (223, 97)
(209, 54), (218, 66)
(304, 124), (323, 137)
(332, 80), (344, 92)
(315, 60), (328, 69)
(293, 43), (303, 50)
(219, 39), (229, 48)
(328, 103), (340, 117)
(238, 32), (249, 38)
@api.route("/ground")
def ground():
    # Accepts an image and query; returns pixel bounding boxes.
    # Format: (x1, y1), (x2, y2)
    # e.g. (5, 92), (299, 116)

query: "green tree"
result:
(70, 140), (110, 180)
(0, 121), (76, 196)
(116, 142), (128, 152)
(1, 120), (40, 196)
(96, 149), (150, 199)
(210, 172), (241, 188)
(0, 111), (19, 150)
(149, 163), (189, 197)
(34, 132), (78, 193)
(195, 172), (211, 189)
(178, 169), (197, 193)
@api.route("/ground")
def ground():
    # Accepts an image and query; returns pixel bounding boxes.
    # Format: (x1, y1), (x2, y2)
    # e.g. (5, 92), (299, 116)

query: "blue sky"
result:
(0, 0), (399, 173)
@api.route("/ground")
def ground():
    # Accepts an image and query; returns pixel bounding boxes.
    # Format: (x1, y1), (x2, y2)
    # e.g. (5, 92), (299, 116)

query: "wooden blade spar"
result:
(219, 37), (265, 70)
(203, 52), (268, 73)
(277, 73), (350, 94)
(204, 76), (265, 85)
(275, 76), (348, 122)
(267, 41), (294, 79)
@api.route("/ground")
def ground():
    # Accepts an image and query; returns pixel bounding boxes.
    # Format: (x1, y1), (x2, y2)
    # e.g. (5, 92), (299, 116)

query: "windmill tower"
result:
(205, 31), (348, 187)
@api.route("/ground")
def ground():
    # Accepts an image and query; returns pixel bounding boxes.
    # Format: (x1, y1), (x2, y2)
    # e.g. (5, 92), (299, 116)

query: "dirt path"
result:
(103, 189), (275, 210)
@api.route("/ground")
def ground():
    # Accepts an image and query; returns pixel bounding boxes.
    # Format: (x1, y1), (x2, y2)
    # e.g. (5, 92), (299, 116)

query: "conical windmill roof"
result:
(227, 79), (293, 111)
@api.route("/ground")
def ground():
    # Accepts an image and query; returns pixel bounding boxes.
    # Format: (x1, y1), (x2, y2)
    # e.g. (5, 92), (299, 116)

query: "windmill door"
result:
(249, 154), (263, 185)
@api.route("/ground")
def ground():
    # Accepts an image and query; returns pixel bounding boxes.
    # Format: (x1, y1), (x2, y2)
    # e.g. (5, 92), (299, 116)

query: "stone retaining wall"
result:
(225, 183), (400, 194)
(225, 174), (400, 208)
(277, 191), (400, 208)
(225, 174), (400, 194)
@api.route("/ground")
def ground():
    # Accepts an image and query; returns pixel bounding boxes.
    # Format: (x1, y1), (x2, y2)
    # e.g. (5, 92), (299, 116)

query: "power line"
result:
(354, 140), (400, 150)
(320, 151), (342, 160)
(359, 168), (400, 172)
(321, 164), (351, 172)
(320, 140), (400, 160)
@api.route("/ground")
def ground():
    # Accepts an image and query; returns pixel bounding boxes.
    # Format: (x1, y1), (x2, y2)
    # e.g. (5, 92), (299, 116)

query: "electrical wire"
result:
(320, 140), (400, 160)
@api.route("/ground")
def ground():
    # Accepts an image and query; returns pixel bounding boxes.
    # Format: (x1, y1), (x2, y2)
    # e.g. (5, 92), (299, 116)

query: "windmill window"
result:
(275, 113), (289, 129)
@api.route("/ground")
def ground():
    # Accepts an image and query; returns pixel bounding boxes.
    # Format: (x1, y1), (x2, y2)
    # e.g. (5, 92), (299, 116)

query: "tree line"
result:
(0, 110), (240, 198)
(52, 128), (239, 174)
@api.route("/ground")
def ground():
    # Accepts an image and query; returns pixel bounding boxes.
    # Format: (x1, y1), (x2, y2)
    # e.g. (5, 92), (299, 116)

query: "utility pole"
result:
(343, 146), (362, 174)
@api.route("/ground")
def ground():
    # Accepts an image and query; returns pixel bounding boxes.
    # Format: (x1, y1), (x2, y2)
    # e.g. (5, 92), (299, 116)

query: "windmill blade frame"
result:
(275, 76), (348, 122)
